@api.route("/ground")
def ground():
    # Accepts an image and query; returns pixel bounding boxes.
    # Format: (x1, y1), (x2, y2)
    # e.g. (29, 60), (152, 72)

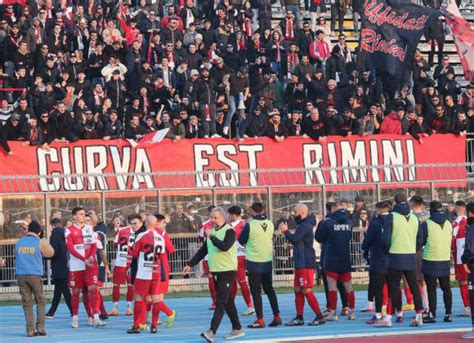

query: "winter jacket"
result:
(315, 209), (353, 273)
(380, 111), (402, 134)
(49, 227), (69, 280)
(421, 211), (452, 277)
(284, 214), (317, 269)
(362, 214), (389, 274)
(382, 202), (423, 271)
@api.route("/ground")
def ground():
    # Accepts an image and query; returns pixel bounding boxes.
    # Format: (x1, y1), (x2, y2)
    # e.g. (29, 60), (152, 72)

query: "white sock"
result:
(416, 313), (423, 321)
(113, 302), (118, 309)
(421, 284), (429, 310)
(376, 312), (382, 319)
(72, 315), (78, 320)
(127, 301), (132, 309)
(368, 301), (374, 309)
(467, 307), (471, 312)
(93, 314), (99, 320)
(386, 314), (392, 321)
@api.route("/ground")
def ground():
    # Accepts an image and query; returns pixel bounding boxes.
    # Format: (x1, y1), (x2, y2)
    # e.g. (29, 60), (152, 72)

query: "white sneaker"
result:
(94, 318), (107, 327)
(374, 318), (393, 328)
(325, 311), (338, 321)
(71, 317), (79, 328)
(462, 330), (474, 339)
(348, 309), (356, 320)
(88, 317), (93, 327)
(224, 329), (245, 340)
(223, 126), (229, 135)
(211, 134), (222, 138)
(459, 308), (472, 317)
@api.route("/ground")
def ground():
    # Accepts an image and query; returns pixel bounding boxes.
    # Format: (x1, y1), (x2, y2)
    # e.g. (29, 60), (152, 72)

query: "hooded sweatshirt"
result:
(362, 213), (389, 274)
(315, 209), (353, 273)
(421, 211), (452, 277)
(382, 202), (423, 271)
(462, 217), (474, 268)
(283, 214), (317, 269)
(380, 111), (402, 135)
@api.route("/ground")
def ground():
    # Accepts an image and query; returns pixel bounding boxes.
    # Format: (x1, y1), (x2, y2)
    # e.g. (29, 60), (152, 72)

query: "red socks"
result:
(239, 281), (253, 308)
(329, 290), (338, 311)
(347, 291), (355, 310)
(404, 284), (413, 304)
(295, 291), (305, 316)
(112, 285), (120, 303)
(383, 283), (388, 306)
(159, 302), (173, 317)
(208, 276), (217, 305)
(134, 300), (145, 328)
(461, 284), (470, 307)
(127, 285), (134, 302)
(88, 288), (99, 315)
(82, 289), (92, 318)
(71, 292), (80, 316)
(152, 302), (160, 326)
(98, 290), (107, 315)
(305, 291), (322, 316)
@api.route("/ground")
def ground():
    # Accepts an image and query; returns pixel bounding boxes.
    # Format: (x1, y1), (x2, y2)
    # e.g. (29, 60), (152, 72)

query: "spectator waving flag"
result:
(134, 128), (170, 148)
(442, 0), (474, 82)
(0, 0), (27, 4)
(358, 0), (438, 81)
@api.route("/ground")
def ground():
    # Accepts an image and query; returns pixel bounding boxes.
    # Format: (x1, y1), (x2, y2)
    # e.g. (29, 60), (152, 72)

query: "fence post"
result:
(44, 193), (51, 287)
(212, 188), (217, 206)
(430, 182), (436, 201)
(100, 191), (106, 225)
(267, 187), (273, 222)
(322, 184), (327, 213)
(157, 190), (161, 213)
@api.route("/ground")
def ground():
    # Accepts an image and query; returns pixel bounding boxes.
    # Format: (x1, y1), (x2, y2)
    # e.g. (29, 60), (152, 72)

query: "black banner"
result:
(359, 0), (438, 80)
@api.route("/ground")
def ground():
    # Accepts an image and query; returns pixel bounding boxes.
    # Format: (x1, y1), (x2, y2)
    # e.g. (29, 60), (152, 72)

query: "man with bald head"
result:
(281, 204), (326, 326)
(184, 207), (244, 342)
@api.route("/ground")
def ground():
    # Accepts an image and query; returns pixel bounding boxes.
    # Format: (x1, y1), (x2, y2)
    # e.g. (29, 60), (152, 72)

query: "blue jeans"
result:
(224, 95), (246, 138)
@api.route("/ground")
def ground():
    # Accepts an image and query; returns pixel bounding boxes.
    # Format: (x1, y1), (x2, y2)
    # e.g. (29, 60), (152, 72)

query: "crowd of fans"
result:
(0, 0), (473, 155)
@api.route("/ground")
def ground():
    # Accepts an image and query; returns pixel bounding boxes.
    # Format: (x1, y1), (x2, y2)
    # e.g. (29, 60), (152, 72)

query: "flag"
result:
(442, 0), (474, 82)
(135, 128), (170, 148)
(358, 0), (438, 80)
(0, 0), (27, 5)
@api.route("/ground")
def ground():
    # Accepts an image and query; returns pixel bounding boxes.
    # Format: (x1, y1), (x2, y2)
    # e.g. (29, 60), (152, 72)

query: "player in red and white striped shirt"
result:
(127, 215), (166, 334)
(109, 216), (136, 316)
(66, 207), (105, 329)
(228, 206), (255, 316)
(452, 201), (470, 316)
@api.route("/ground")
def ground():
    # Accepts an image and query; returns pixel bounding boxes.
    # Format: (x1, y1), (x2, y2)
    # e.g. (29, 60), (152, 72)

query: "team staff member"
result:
(46, 218), (72, 319)
(316, 200), (356, 321)
(238, 202), (281, 328)
(362, 201), (391, 325)
(382, 194), (424, 328)
(420, 201), (453, 323)
(199, 206), (217, 309)
(15, 221), (54, 337)
(461, 202), (474, 339)
(184, 207), (244, 342)
(127, 215), (166, 334)
(281, 204), (325, 326)
(228, 206), (254, 316)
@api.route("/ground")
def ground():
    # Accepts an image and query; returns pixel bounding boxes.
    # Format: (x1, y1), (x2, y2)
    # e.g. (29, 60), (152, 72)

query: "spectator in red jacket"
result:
(380, 111), (402, 135)
(309, 30), (331, 66)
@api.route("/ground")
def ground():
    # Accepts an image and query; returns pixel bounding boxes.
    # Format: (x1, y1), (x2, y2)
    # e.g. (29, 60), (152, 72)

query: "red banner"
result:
(0, 134), (466, 193)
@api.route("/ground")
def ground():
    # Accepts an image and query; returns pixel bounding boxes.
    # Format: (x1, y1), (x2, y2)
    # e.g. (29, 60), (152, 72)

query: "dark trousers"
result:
(387, 268), (423, 313)
(368, 271), (375, 302)
(370, 272), (387, 313)
(424, 274), (452, 317)
(468, 272), (474, 325)
(47, 278), (72, 316)
(248, 271), (280, 320)
(428, 39), (445, 66)
(321, 270), (348, 308)
(210, 271), (241, 334)
(199, 104), (216, 137)
(330, 5), (345, 34)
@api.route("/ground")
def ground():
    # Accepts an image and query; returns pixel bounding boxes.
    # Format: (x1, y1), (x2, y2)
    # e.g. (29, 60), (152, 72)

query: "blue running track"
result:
(0, 291), (470, 342)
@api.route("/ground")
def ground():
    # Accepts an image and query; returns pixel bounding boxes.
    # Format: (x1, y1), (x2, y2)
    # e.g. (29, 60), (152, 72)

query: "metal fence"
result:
(0, 163), (473, 291)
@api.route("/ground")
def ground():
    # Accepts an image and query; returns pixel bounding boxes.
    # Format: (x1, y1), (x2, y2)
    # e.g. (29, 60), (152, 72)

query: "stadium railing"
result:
(0, 162), (472, 294)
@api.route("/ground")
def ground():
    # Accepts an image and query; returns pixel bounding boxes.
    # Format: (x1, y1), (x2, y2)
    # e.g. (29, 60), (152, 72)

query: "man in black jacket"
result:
(193, 67), (218, 138)
(46, 218), (72, 318)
